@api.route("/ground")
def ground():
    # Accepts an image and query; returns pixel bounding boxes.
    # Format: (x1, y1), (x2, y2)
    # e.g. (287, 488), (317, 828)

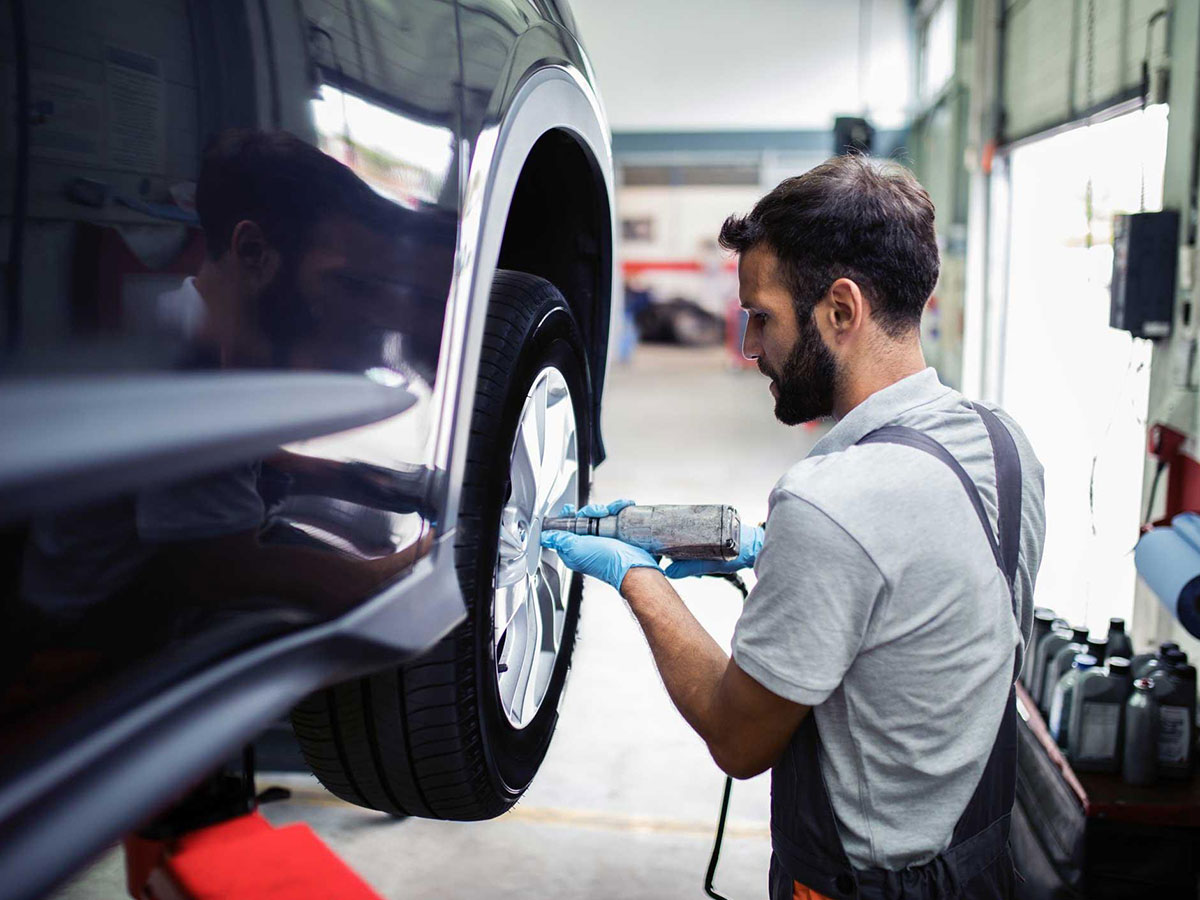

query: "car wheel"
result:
(291, 271), (589, 819)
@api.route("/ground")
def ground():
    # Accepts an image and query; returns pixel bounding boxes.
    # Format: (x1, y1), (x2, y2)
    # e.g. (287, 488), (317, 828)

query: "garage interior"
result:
(3, 0), (1200, 897)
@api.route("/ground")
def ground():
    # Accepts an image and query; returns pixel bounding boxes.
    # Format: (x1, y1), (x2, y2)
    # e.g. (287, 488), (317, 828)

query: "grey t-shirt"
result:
(732, 368), (1045, 871)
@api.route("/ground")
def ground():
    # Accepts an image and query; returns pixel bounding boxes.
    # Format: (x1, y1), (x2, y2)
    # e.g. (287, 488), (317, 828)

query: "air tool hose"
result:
(703, 571), (749, 900)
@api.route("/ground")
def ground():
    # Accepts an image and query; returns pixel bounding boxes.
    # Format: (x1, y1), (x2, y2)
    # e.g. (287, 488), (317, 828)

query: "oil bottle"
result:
(1024, 608), (1057, 691)
(1031, 620), (1071, 710)
(1149, 653), (1197, 779)
(1106, 617), (1134, 662)
(1068, 657), (1132, 773)
(1123, 678), (1159, 786)
(1041, 625), (1090, 716)
(1086, 635), (1108, 664)
(1049, 653), (1097, 750)
(1132, 641), (1179, 679)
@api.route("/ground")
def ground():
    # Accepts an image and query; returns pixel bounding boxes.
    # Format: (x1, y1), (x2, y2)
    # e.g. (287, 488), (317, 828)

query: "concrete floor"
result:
(52, 344), (824, 899)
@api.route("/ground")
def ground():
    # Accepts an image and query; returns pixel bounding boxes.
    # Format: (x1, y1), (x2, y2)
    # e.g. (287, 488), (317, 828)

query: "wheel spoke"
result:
(517, 572), (546, 723)
(493, 582), (524, 648)
(496, 591), (528, 718)
(510, 418), (539, 515)
(540, 457), (578, 523)
(507, 573), (540, 724)
(495, 555), (526, 589)
(536, 382), (574, 513)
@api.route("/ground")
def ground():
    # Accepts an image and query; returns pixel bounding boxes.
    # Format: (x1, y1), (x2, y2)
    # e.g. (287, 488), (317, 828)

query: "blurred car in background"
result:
(635, 296), (726, 346)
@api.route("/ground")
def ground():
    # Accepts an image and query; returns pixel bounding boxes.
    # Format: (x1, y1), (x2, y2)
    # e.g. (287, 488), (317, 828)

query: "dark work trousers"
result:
(768, 403), (1023, 900)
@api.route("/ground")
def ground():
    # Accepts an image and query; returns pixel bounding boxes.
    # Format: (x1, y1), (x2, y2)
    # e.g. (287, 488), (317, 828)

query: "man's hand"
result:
(664, 522), (764, 579)
(540, 499), (661, 591)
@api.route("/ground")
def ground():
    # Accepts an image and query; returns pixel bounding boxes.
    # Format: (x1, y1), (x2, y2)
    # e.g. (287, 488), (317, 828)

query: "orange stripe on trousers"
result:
(792, 882), (834, 900)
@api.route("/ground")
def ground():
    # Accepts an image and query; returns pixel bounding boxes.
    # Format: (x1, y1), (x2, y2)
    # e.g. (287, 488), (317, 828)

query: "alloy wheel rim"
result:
(493, 366), (578, 729)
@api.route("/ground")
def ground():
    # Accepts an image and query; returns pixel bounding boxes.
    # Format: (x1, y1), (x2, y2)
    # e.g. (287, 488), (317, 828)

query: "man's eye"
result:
(754, 312), (768, 322)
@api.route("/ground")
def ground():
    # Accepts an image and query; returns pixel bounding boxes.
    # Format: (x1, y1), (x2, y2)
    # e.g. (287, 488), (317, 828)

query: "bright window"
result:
(919, 0), (956, 104)
(311, 82), (454, 209)
(993, 105), (1169, 631)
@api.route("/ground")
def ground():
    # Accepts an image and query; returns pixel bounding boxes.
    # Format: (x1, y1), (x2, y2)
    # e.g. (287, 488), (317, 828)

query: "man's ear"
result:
(825, 277), (866, 337)
(230, 220), (281, 287)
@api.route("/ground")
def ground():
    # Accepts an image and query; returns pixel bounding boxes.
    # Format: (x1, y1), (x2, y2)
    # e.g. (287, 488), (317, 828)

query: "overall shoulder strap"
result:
(856, 406), (1023, 591)
(970, 403), (1022, 588)
(851, 408), (1026, 898)
(857, 424), (1004, 575)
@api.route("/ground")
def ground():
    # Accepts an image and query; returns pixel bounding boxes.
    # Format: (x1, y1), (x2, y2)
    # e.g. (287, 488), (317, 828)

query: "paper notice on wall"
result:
(105, 45), (165, 173)
(26, 70), (105, 166)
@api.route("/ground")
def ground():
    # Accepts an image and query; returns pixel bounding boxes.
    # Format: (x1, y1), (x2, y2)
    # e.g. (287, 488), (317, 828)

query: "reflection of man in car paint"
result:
(18, 132), (433, 659)
(172, 129), (452, 378)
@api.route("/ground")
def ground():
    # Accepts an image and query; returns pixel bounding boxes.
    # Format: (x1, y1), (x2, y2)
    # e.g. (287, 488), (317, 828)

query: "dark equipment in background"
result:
(1110, 209), (1179, 339)
(834, 116), (875, 156)
(634, 297), (725, 346)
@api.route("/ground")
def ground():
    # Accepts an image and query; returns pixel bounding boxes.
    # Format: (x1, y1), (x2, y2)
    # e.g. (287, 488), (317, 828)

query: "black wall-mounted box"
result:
(1110, 209), (1179, 339)
(833, 117), (874, 156)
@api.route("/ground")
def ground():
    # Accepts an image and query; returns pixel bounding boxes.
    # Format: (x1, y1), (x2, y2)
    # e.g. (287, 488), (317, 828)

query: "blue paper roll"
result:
(1170, 511), (1200, 553)
(1135, 514), (1200, 639)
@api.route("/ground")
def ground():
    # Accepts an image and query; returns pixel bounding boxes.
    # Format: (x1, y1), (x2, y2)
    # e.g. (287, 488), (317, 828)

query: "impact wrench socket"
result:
(542, 504), (742, 560)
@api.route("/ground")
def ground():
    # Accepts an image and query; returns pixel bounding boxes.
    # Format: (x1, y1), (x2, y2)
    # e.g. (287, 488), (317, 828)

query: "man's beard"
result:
(759, 311), (838, 425)
(254, 263), (323, 366)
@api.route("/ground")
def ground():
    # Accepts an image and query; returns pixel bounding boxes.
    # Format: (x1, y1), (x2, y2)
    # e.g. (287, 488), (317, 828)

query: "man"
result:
(542, 155), (1045, 900)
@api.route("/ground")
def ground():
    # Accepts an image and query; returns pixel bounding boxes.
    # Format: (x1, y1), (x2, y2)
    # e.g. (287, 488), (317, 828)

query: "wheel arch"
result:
(437, 64), (616, 541)
(495, 127), (613, 464)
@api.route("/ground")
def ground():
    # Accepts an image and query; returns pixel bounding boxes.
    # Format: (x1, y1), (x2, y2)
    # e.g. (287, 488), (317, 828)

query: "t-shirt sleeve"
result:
(732, 489), (886, 707)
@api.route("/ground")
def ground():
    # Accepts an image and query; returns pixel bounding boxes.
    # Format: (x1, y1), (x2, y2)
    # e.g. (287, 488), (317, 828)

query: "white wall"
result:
(620, 185), (762, 262)
(570, 0), (913, 132)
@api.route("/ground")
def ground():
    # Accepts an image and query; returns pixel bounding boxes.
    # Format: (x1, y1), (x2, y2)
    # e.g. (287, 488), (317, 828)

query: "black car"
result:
(0, 1), (615, 896)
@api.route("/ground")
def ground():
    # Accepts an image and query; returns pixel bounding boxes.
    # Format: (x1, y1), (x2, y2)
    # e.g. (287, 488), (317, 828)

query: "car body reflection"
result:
(5, 127), (449, 725)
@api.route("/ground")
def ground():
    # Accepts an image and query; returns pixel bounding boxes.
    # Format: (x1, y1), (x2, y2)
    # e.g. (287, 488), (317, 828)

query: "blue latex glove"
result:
(663, 523), (764, 578)
(540, 499), (661, 591)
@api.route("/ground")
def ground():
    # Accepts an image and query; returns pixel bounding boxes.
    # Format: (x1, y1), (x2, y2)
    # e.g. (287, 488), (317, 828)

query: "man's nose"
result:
(741, 315), (761, 360)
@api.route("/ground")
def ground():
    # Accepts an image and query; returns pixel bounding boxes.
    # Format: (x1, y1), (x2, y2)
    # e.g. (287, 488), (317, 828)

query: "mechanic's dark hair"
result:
(196, 129), (391, 261)
(719, 154), (940, 337)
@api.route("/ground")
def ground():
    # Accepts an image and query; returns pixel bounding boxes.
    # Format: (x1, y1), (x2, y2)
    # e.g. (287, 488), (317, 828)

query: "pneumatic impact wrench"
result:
(541, 504), (742, 561)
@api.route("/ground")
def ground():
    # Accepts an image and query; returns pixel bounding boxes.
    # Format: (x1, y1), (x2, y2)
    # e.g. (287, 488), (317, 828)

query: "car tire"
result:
(291, 271), (590, 819)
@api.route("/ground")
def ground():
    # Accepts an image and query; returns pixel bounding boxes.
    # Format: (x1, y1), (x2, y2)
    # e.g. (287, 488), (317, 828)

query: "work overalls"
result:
(769, 404), (1023, 900)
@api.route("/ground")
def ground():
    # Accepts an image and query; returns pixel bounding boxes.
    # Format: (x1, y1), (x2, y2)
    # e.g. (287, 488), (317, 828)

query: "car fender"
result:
(432, 60), (617, 539)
